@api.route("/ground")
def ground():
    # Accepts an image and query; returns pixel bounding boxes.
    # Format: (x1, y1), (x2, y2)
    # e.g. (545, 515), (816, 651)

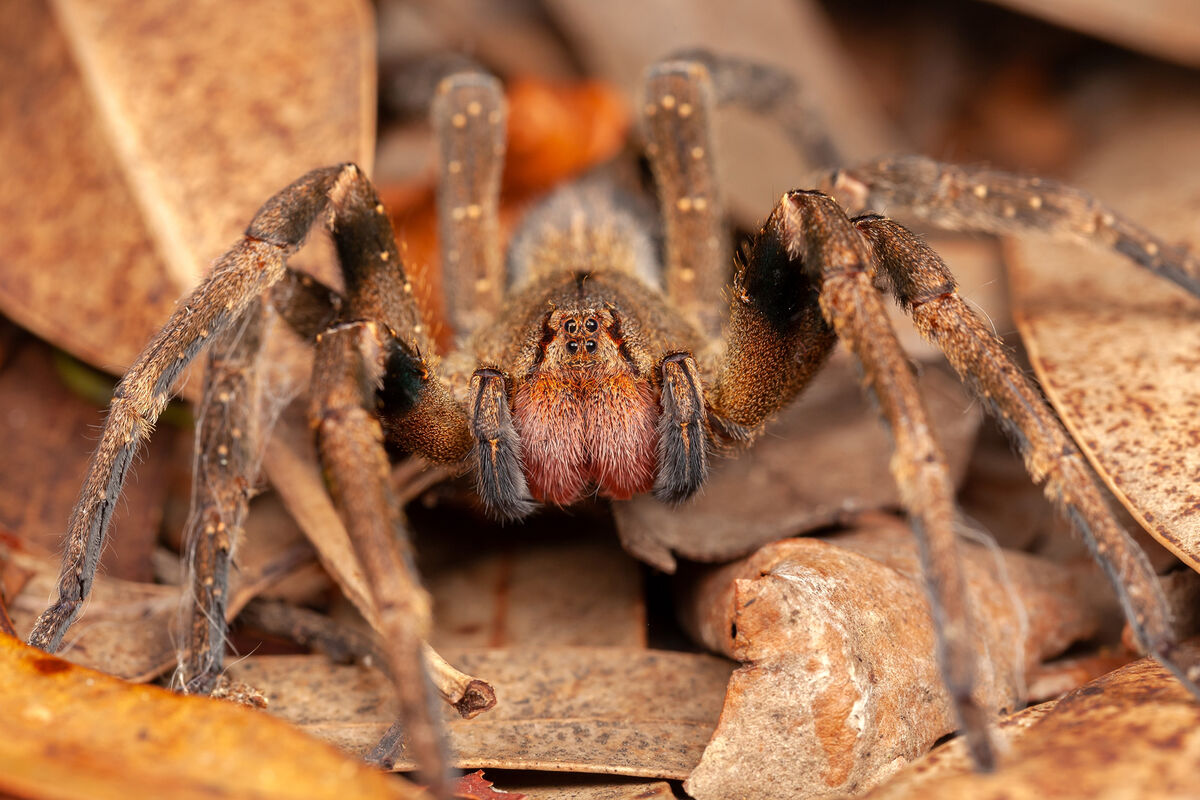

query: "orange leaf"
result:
(0, 633), (424, 800)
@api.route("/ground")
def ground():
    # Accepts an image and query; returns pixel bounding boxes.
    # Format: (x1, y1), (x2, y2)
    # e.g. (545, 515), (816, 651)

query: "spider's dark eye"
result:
(584, 317), (598, 332)
(566, 341), (579, 354)
(564, 319), (578, 334)
(585, 339), (597, 353)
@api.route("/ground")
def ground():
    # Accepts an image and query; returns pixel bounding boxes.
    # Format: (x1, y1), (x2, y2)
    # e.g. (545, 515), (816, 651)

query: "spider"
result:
(25, 50), (1200, 793)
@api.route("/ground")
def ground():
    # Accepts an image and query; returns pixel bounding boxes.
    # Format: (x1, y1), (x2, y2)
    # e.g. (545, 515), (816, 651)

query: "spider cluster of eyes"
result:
(560, 316), (601, 356)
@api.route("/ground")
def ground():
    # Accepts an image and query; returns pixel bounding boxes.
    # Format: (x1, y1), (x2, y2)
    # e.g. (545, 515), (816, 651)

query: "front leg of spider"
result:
(855, 213), (1200, 697)
(29, 163), (468, 797)
(712, 190), (998, 769)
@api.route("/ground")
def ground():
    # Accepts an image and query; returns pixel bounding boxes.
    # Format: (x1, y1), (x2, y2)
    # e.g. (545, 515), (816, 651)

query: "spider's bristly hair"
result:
(469, 368), (536, 521)
(654, 352), (710, 502)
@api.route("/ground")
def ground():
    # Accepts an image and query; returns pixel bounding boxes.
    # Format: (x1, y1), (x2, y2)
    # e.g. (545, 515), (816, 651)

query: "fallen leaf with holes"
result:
(0, 0), (372, 371)
(1007, 83), (1200, 573)
(0, 633), (425, 800)
(677, 514), (1099, 800)
(228, 648), (733, 779)
(613, 355), (981, 571)
(1, 528), (314, 681)
(864, 641), (1200, 799)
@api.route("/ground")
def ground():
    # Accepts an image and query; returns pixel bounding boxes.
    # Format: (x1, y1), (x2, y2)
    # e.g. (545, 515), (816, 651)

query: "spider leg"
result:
(774, 190), (998, 768)
(653, 352), (711, 502)
(433, 71), (507, 339)
(28, 165), (354, 653)
(183, 299), (265, 694)
(667, 48), (843, 169)
(707, 210), (837, 433)
(269, 267), (343, 342)
(469, 367), (534, 520)
(824, 155), (1200, 296)
(641, 59), (728, 337)
(856, 214), (1200, 697)
(310, 320), (447, 791)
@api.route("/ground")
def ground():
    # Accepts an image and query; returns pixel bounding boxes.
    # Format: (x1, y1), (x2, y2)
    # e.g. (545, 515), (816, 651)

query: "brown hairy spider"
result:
(26, 51), (1200, 792)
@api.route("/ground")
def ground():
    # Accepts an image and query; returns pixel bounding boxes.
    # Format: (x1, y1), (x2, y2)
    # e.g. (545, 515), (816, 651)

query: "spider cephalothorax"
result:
(26, 50), (1200, 796)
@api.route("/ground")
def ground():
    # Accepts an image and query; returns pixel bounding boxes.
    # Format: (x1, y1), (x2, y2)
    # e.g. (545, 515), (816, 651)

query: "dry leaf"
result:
(453, 771), (526, 800)
(864, 641), (1200, 799)
(422, 523), (647, 650)
(0, 0), (372, 371)
(228, 647), (733, 779)
(0, 335), (175, 582)
(679, 514), (1099, 800)
(612, 354), (981, 571)
(2, 527), (314, 681)
(981, 0), (1200, 68)
(1007, 81), (1200, 573)
(0, 632), (425, 800)
(499, 778), (675, 800)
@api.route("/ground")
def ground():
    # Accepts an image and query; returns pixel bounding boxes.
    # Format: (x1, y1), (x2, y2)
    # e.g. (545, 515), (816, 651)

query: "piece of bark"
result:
(864, 641), (1200, 799)
(679, 514), (1099, 800)
(228, 647), (733, 779)
(613, 354), (981, 571)
(1006, 80), (1200, 573)
(2, 525), (315, 681)
(0, 633), (426, 800)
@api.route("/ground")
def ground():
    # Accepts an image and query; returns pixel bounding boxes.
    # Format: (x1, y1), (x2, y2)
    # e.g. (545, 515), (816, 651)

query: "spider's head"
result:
(511, 305), (658, 506)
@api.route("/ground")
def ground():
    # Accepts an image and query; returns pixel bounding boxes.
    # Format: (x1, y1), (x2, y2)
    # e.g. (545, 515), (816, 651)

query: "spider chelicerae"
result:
(26, 50), (1200, 792)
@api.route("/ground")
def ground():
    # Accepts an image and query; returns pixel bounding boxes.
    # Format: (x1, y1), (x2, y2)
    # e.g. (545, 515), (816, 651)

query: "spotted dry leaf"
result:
(1007, 83), (1200, 573)
(0, 633), (425, 800)
(864, 641), (1200, 800)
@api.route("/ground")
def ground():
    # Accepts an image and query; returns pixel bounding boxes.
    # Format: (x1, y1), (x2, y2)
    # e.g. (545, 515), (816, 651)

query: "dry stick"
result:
(241, 598), (496, 718)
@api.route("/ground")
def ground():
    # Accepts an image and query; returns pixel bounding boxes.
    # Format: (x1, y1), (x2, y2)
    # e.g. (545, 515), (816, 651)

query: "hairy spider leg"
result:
(824, 155), (1200, 296)
(642, 59), (728, 338)
(856, 213), (1200, 698)
(433, 71), (508, 339)
(182, 298), (265, 694)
